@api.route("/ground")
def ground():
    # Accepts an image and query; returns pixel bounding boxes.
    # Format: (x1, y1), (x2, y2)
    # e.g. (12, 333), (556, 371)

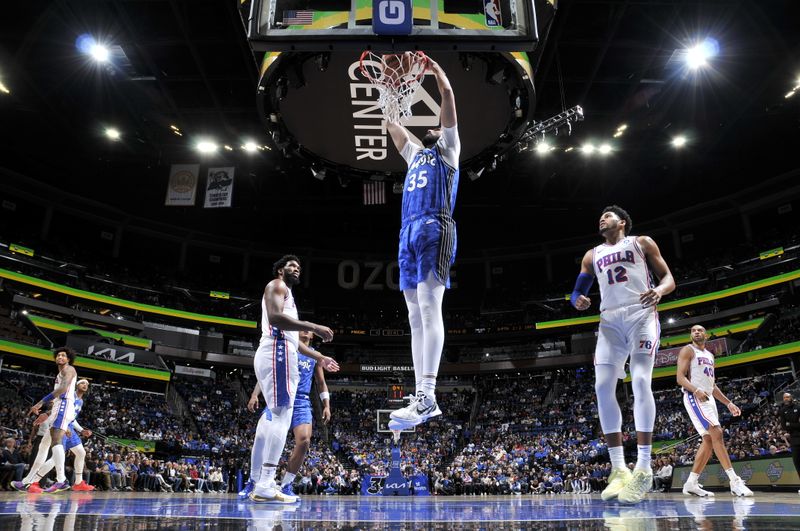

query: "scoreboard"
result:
(387, 384), (405, 402)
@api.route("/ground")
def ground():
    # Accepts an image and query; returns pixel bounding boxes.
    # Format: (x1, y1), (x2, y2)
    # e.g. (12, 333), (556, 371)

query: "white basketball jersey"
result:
(687, 344), (715, 394)
(260, 284), (299, 349)
(52, 368), (76, 408)
(592, 236), (654, 311)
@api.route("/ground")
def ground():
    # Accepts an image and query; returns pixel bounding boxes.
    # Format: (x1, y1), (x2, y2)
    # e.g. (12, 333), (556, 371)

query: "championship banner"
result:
(672, 456), (799, 489)
(165, 164), (199, 206)
(655, 338), (727, 368)
(203, 167), (235, 208)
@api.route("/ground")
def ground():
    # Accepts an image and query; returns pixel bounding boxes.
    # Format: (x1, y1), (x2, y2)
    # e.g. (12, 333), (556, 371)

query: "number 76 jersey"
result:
(592, 236), (654, 311)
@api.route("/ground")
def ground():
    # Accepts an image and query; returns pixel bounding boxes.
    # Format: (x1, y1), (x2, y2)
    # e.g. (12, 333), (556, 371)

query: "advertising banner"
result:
(672, 456), (799, 489)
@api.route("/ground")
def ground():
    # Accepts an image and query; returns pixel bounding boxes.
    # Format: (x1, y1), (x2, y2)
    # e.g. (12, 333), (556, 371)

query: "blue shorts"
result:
(63, 426), (82, 451)
(290, 397), (313, 429)
(398, 216), (457, 291)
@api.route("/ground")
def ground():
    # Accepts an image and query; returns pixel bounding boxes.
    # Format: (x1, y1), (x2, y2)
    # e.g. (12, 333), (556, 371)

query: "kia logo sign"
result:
(374, 0), (412, 35)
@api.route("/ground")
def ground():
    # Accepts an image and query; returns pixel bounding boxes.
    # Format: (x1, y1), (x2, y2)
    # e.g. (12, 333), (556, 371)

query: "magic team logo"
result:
(766, 461), (784, 482)
(298, 358), (313, 372)
(738, 464), (754, 482)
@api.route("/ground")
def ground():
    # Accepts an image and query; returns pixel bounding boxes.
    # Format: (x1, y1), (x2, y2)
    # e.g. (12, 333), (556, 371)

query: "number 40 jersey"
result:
(592, 236), (654, 312)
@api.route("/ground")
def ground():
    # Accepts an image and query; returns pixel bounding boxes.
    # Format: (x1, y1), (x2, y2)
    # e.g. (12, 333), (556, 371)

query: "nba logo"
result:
(484, 0), (502, 27)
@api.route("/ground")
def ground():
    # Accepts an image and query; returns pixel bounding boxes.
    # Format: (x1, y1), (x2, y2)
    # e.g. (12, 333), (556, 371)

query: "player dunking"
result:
(386, 57), (460, 429)
(23, 379), (95, 492)
(18, 347), (78, 494)
(242, 330), (331, 500)
(571, 206), (675, 504)
(249, 255), (338, 503)
(677, 324), (753, 497)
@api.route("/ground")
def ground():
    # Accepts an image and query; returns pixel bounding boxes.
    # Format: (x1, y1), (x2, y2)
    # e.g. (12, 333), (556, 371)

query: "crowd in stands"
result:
(1, 359), (798, 495)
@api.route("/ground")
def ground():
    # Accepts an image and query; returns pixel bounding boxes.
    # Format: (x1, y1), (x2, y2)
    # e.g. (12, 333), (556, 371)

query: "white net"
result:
(359, 51), (428, 124)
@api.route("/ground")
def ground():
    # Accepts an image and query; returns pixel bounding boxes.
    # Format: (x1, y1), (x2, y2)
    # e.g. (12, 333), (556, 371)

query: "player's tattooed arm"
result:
(637, 236), (675, 307)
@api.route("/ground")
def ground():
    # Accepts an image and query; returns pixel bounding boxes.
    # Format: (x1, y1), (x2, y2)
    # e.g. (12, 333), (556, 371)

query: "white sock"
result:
(688, 472), (700, 483)
(608, 446), (626, 469)
(418, 273), (445, 394)
(281, 472), (296, 487)
(259, 465), (276, 488)
(725, 468), (737, 481)
(403, 289), (424, 395)
(23, 432), (52, 484)
(250, 413), (269, 484)
(421, 376), (436, 401)
(52, 445), (66, 483)
(635, 445), (651, 472)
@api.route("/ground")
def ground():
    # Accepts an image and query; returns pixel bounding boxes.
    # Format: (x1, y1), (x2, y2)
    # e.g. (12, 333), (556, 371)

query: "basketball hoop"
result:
(359, 51), (428, 123)
(391, 429), (402, 445)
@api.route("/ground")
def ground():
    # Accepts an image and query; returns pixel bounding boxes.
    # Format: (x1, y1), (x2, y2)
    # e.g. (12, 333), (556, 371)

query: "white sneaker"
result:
(388, 392), (441, 428)
(682, 480), (714, 497)
(251, 483), (298, 504)
(730, 477), (753, 497)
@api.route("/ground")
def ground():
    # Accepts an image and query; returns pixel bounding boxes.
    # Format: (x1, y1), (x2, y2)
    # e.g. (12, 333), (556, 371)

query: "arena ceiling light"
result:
(0, 80), (9, 95)
(671, 135), (688, 148)
(535, 141), (552, 155)
(196, 140), (218, 154)
(581, 143), (595, 155)
(104, 127), (121, 140)
(685, 38), (719, 70)
(242, 141), (258, 153)
(598, 143), (612, 155)
(90, 44), (110, 63)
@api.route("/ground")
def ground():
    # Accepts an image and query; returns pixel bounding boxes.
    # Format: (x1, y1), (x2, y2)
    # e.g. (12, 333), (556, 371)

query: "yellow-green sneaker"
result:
(618, 469), (653, 504)
(601, 467), (633, 501)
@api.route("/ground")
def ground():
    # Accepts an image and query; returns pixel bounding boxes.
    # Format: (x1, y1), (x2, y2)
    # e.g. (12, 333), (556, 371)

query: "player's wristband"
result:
(570, 273), (594, 308)
(40, 393), (54, 404)
(319, 392), (330, 401)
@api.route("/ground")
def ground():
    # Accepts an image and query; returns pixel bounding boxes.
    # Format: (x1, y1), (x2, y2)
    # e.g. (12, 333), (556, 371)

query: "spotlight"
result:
(90, 44), (110, 63)
(223, 144), (233, 151)
(668, 318), (675, 324)
(535, 142), (551, 155)
(104, 127), (121, 140)
(581, 143), (595, 155)
(616, 124), (627, 132)
(467, 168), (485, 181)
(598, 143), (612, 155)
(685, 38), (719, 70)
(671, 135), (688, 148)
(310, 167), (326, 181)
(564, 147), (574, 153)
(786, 90), (796, 99)
(0, 80), (10, 95)
(196, 140), (218, 153)
(242, 141), (258, 153)
(613, 131), (623, 138)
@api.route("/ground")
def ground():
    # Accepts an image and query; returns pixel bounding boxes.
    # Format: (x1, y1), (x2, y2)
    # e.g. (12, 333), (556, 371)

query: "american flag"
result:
(363, 181), (386, 205)
(282, 10), (314, 25)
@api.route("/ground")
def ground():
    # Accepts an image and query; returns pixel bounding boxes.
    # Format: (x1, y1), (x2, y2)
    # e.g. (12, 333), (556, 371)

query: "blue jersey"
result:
(400, 126), (461, 226)
(296, 353), (316, 397)
(71, 397), (83, 423)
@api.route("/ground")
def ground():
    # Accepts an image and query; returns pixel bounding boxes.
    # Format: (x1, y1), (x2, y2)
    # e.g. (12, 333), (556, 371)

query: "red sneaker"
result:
(28, 482), (44, 494)
(72, 481), (95, 492)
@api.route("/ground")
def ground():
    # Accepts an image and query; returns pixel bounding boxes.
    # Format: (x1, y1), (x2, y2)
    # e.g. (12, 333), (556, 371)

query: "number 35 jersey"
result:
(592, 236), (654, 311)
(399, 126), (460, 226)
